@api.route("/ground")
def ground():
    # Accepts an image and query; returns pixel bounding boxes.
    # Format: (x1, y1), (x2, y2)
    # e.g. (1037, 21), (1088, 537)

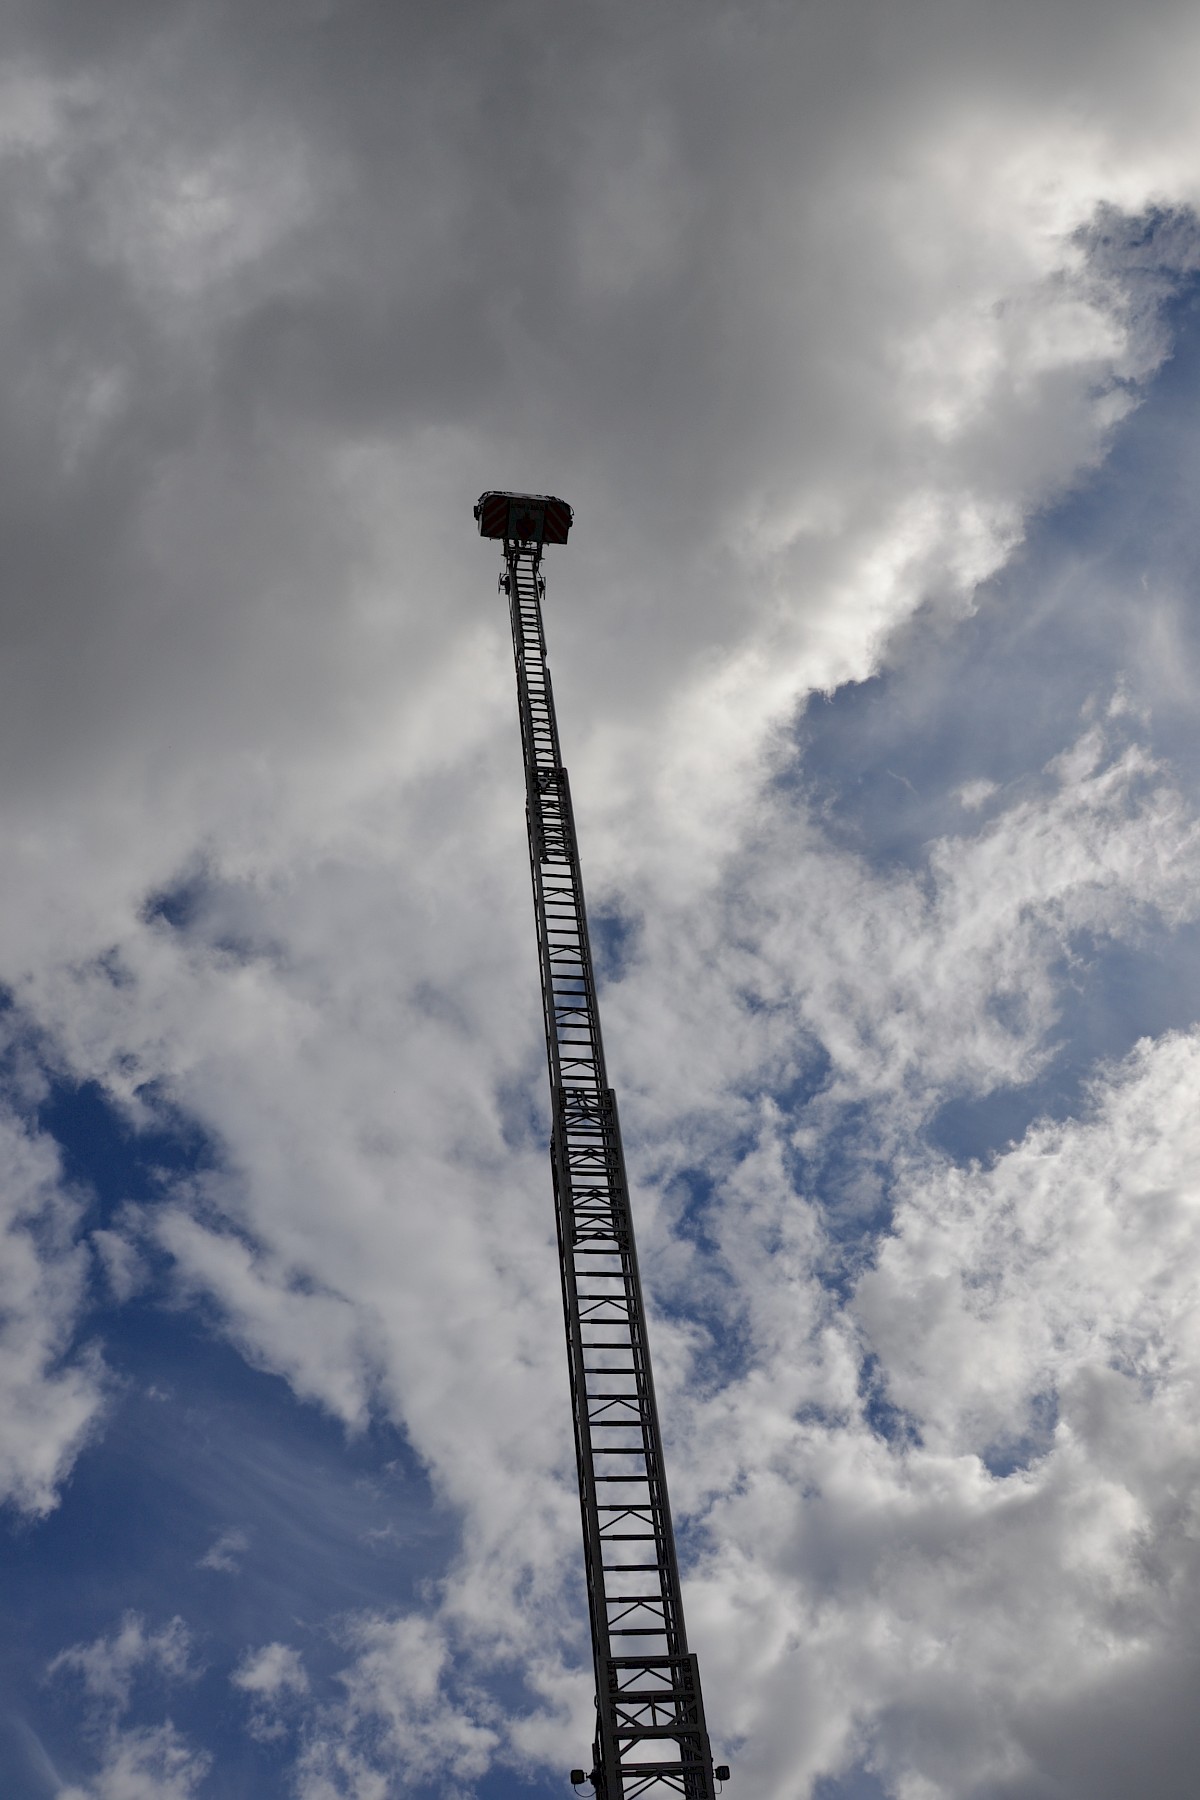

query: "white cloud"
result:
(860, 1028), (1200, 1463)
(295, 1613), (498, 1798)
(155, 1208), (380, 1429)
(233, 1640), (309, 1698)
(55, 1722), (211, 1800)
(90, 1227), (147, 1306)
(955, 778), (998, 811)
(233, 1640), (310, 1745)
(26, 695), (1200, 1796)
(601, 715), (1200, 1180)
(677, 1026), (1200, 1799)
(198, 1526), (249, 1573)
(48, 1615), (196, 1718)
(0, 1105), (104, 1516)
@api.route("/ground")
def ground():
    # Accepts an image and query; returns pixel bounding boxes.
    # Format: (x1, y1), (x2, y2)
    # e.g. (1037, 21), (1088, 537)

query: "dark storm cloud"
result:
(3, 0), (1188, 807)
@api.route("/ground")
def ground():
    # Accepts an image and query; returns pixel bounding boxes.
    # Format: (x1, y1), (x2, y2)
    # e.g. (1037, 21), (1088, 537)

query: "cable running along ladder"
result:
(474, 492), (723, 1800)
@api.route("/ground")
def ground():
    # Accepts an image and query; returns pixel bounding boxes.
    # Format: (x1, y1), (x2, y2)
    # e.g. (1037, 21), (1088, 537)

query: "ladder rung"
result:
(613, 1763), (706, 1777)
(613, 1721), (698, 1734)
(609, 1657), (693, 1669)
(611, 1684), (694, 1699)
(506, 566), (717, 1784)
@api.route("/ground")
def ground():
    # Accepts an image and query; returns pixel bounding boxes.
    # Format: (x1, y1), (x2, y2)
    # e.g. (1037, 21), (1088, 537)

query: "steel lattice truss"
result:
(475, 492), (719, 1800)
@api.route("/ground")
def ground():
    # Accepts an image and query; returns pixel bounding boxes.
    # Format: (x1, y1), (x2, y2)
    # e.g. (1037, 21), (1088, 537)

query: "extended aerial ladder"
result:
(474, 492), (726, 1800)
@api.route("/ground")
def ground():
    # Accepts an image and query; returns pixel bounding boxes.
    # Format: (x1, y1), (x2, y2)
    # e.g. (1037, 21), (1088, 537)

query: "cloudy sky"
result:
(3, 2), (1200, 1796)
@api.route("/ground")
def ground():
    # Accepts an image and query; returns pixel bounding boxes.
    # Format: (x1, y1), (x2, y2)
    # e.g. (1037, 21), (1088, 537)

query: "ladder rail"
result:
(500, 539), (718, 1800)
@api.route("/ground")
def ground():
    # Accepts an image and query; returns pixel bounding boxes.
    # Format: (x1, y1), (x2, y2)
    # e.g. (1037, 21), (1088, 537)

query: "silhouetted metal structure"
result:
(475, 492), (723, 1800)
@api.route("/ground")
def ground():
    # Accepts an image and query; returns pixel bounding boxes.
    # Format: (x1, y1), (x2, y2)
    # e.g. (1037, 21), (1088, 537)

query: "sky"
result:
(2, 2), (1200, 1796)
